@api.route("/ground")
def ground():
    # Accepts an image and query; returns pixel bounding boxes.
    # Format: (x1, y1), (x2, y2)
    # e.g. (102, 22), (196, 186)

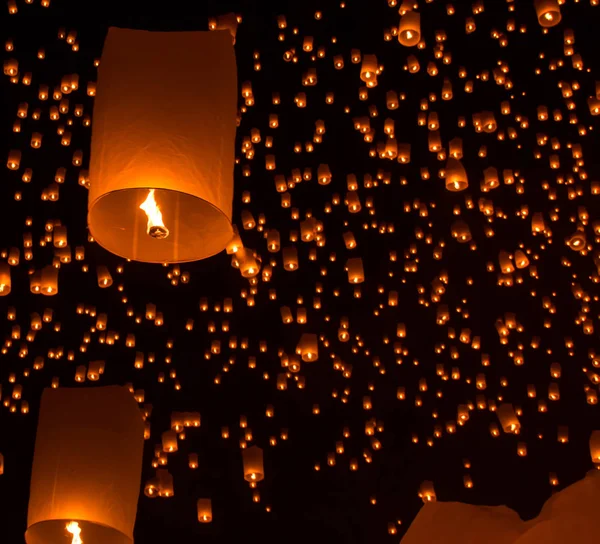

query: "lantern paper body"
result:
(88, 28), (237, 263)
(400, 470), (600, 544)
(25, 386), (144, 544)
(401, 502), (524, 544)
(242, 445), (264, 482)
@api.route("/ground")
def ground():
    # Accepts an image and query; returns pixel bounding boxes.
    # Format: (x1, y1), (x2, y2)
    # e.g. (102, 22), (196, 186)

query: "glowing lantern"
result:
(346, 258), (365, 283)
(590, 431), (600, 464)
(7, 150), (21, 170)
(41, 266), (58, 296)
(97, 265), (113, 288)
(0, 262), (11, 296)
(161, 430), (178, 453)
(197, 499), (212, 523)
(514, 250), (529, 269)
(497, 403), (520, 433)
(360, 55), (378, 86)
(297, 333), (319, 362)
(534, 0), (561, 27)
(283, 247), (299, 270)
(418, 481), (436, 503)
(398, 11), (421, 46)
(242, 445), (264, 482)
(88, 28), (237, 263)
(445, 158), (468, 191)
(235, 248), (260, 278)
(498, 251), (515, 274)
(25, 386), (144, 544)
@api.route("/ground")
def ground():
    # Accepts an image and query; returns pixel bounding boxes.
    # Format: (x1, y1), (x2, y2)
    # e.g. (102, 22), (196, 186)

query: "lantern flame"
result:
(139, 189), (169, 239)
(66, 521), (83, 544)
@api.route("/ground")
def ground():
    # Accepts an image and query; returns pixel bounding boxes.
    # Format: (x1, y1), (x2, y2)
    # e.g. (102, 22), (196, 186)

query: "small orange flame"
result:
(139, 189), (169, 239)
(66, 521), (83, 544)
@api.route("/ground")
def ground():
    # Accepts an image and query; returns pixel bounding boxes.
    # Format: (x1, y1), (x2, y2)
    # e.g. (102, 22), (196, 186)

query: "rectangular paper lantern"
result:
(88, 28), (237, 263)
(25, 386), (144, 544)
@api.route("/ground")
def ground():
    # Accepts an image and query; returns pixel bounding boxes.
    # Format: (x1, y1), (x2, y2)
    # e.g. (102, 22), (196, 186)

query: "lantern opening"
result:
(139, 189), (169, 239)
(66, 521), (82, 544)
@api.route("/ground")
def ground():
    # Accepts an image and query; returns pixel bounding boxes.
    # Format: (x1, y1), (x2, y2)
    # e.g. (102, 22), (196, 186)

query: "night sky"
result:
(2, 0), (600, 542)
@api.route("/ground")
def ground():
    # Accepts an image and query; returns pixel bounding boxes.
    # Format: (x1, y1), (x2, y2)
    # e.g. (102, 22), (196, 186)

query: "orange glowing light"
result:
(139, 189), (169, 239)
(66, 521), (83, 544)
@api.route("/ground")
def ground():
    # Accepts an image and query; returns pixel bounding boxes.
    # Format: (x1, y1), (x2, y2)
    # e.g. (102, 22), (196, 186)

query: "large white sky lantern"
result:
(25, 386), (144, 544)
(88, 28), (237, 263)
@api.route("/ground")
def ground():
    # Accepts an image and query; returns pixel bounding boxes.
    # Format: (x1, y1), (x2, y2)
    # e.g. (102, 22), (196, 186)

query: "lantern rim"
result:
(88, 187), (234, 264)
(25, 519), (132, 544)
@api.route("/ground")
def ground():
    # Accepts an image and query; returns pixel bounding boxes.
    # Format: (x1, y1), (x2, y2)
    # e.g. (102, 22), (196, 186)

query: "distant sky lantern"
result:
(590, 431), (600, 464)
(445, 158), (468, 191)
(534, 0), (561, 27)
(497, 403), (520, 433)
(242, 445), (264, 482)
(398, 11), (421, 47)
(0, 262), (11, 295)
(88, 28), (237, 263)
(25, 386), (144, 544)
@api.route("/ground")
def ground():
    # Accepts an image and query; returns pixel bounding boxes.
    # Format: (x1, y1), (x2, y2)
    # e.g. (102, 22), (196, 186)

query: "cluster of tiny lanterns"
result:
(2, 0), (600, 541)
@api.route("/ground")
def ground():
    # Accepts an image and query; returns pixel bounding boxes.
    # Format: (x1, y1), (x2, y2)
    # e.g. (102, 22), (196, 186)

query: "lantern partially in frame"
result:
(88, 28), (237, 263)
(25, 386), (144, 544)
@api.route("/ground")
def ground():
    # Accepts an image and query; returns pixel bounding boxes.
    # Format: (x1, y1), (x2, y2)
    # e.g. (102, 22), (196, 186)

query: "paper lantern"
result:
(445, 158), (468, 191)
(197, 499), (212, 523)
(398, 11), (421, 46)
(242, 445), (264, 482)
(297, 333), (319, 362)
(590, 430), (600, 463)
(25, 386), (144, 544)
(534, 0), (561, 27)
(88, 28), (237, 263)
(0, 262), (11, 295)
(346, 257), (365, 283)
(497, 403), (520, 433)
(41, 266), (58, 296)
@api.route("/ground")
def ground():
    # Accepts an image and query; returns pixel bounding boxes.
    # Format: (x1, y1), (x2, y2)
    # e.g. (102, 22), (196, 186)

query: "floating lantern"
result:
(445, 158), (468, 191)
(534, 0), (561, 27)
(88, 28), (237, 263)
(197, 499), (212, 523)
(242, 445), (264, 482)
(398, 11), (421, 47)
(0, 262), (11, 296)
(497, 403), (520, 433)
(297, 333), (319, 362)
(25, 386), (144, 544)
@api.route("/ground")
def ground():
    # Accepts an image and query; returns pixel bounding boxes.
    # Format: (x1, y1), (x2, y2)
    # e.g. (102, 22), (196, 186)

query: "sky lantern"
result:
(88, 28), (237, 263)
(445, 158), (468, 191)
(0, 262), (11, 295)
(398, 11), (421, 47)
(534, 0), (562, 28)
(196, 499), (212, 523)
(242, 445), (264, 483)
(590, 431), (600, 464)
(25, 386), (144, 544)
